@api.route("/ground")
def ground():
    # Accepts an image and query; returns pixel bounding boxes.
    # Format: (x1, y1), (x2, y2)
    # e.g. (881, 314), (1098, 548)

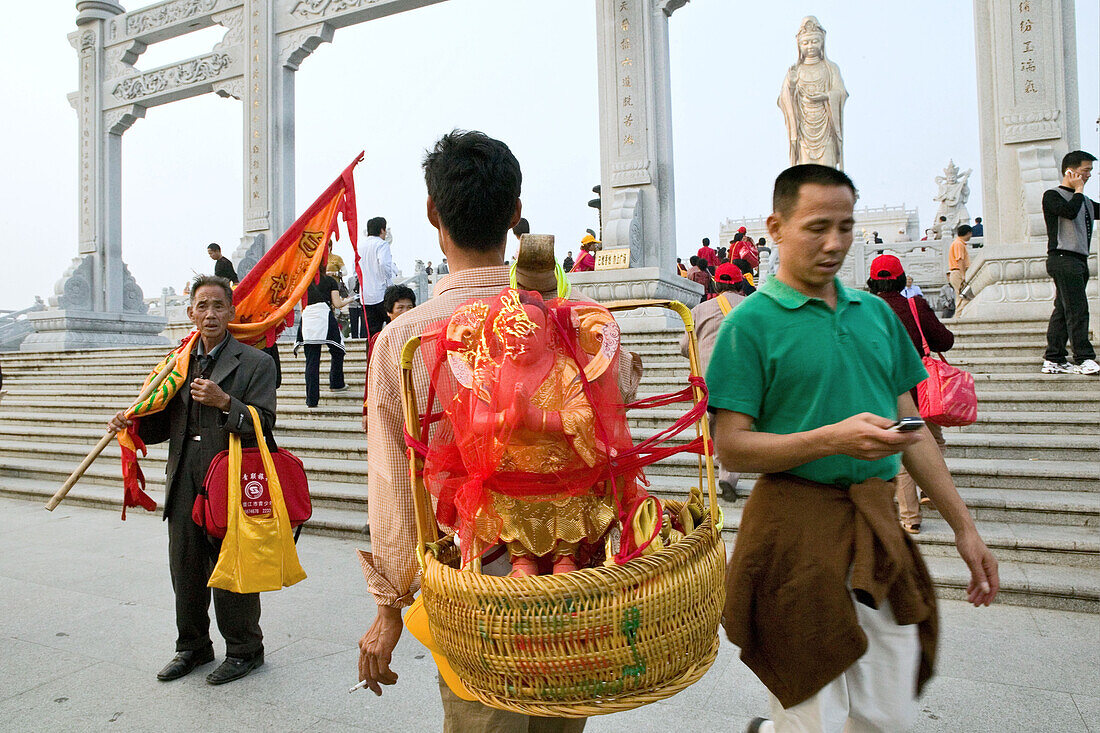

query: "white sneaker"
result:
(1041, 360), (1080, 374)
(1076, 359), (1100, 375)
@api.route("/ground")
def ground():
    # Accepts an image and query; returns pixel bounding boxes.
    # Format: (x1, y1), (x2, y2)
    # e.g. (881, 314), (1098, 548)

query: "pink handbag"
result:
(907, 299), (977, 426)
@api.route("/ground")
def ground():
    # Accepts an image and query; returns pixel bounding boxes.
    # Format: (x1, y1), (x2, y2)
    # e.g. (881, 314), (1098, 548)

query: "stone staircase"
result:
(0, 316), (1096, 612)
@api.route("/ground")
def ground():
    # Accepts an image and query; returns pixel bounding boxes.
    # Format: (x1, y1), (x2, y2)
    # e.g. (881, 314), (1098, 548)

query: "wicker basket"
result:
(401, 299), (725, 717)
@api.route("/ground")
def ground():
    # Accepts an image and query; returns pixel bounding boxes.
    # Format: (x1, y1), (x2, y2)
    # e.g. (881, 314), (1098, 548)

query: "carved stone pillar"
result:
(963, 1), (1087, 328)
(24, 1), (166, 351)
(973, 0), (1080, 246)
(574, 0), (702, 328)
(230, 8), (335, 279)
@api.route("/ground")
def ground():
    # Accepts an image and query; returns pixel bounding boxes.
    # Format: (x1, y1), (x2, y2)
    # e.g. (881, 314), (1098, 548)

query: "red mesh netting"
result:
(418, 289), (649, 566)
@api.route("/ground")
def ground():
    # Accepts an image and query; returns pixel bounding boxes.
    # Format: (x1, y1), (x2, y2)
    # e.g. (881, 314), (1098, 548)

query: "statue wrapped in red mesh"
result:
(420, 287), (647, 576)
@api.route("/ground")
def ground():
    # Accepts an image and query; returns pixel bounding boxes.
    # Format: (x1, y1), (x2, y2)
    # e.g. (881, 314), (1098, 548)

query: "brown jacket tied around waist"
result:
(722, 473), (939, 708)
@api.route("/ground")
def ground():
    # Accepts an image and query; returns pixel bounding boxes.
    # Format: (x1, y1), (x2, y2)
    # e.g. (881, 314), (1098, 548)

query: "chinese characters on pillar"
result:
(615, 0), (640, 152)
(1011, 0), (1041, 100)
(245, 2), (268, 228)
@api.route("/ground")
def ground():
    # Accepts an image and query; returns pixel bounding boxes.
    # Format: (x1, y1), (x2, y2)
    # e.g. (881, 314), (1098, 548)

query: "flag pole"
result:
(45, 353), (180, 512)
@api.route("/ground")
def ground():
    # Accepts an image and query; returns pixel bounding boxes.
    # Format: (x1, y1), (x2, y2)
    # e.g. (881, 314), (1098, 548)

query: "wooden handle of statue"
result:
(45, 353), (180, 512)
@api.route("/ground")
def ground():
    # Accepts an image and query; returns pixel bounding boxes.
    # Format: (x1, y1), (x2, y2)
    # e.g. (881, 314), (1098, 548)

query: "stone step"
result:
(903, 515), (1098, 569)
(632, 382), (1100, 411)
(934, 325), (1049, 345)
(949, 356), (1067, 374)
(970, 371), (1099, 388)
(943, 458), (1097, 492)
(966, 390), (1099, 412)
(921, 487), (1098, 527)
(0, 449), (369, 490)
(921, 555), (1099, 614)
(0, 475), (370, 540)
(939, 433), (1099, 462)
(952, 411), (1099, 435)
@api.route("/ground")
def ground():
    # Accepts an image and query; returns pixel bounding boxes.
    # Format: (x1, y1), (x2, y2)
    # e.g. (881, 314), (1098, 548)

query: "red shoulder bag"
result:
(194, 430), (312, 539)
(907, 298), (977, 427)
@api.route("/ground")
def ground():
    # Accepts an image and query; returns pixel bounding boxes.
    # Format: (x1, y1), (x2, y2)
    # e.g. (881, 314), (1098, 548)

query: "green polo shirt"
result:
(706, 277), (927, 485)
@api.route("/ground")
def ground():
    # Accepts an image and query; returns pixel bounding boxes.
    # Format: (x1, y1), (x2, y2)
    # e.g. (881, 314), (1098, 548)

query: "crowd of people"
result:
(678, 229), (766, 304)
(101, 135), (1100, 733)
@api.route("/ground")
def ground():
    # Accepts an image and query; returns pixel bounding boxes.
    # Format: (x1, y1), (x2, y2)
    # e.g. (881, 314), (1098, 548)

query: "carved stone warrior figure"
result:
(932, 160), (972, 238)
(778, 16), (848, 169)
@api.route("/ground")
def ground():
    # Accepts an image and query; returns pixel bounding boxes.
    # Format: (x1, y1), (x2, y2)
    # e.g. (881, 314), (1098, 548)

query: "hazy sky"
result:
(0, 1), (1096, 311)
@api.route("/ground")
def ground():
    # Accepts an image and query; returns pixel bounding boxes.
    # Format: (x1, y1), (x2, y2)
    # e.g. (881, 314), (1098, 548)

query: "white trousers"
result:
(766, 595), (921, 733)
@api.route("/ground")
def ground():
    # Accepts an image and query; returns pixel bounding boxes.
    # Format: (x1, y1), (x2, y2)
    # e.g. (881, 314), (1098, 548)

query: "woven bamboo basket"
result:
(400, 299), (725, 718)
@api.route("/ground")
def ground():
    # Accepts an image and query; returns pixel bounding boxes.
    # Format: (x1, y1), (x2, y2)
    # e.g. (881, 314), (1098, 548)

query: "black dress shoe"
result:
(206, 652), (264, 685)
(156, 649), (215, 682)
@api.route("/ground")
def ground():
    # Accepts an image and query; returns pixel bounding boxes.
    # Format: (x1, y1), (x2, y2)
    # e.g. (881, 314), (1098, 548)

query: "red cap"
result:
(869, 254), (904, 280)
(715, 262), (744, 284)
(737, 226), (747, 234)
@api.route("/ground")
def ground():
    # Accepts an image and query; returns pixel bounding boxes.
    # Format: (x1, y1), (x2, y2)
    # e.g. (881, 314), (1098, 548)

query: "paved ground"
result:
(1, 496), (1096, 733)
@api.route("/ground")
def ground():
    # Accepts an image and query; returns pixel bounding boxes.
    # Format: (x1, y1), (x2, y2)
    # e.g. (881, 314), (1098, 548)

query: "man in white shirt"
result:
(900, 275), (924, 299)
(360, 217), (398, 337)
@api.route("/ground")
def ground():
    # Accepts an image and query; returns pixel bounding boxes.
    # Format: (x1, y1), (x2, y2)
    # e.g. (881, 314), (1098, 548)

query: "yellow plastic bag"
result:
(209, 406), (307, 593)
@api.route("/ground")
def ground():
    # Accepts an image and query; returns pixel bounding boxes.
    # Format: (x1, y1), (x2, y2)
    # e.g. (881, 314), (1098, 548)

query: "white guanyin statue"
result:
(778, 16), (848, 170)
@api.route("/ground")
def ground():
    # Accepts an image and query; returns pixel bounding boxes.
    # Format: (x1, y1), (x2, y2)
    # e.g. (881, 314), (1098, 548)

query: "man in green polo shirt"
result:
(709, 165), (998, 733)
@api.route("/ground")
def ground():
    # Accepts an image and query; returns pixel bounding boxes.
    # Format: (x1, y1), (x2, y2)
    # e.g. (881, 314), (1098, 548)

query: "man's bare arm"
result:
(897, 393), (999, 606)
(712, 409), (921, 474)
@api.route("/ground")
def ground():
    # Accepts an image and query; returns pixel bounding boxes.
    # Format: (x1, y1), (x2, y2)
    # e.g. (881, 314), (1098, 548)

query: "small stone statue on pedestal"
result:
(932, 160), (972, 239)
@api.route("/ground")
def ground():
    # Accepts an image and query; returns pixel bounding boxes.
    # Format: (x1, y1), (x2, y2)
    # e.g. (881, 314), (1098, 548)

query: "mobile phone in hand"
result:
(889, 417), (925, 432)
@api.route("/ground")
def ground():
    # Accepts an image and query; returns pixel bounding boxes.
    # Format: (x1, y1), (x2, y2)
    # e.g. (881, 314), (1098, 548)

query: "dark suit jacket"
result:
(214, 256), (239, 284)
(137, 335), (277, 516)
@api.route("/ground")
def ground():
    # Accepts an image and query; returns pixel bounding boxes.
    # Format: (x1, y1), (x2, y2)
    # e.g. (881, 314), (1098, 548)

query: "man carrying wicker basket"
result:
(708, 164), (999, 733)
(357, 130), (641, 731)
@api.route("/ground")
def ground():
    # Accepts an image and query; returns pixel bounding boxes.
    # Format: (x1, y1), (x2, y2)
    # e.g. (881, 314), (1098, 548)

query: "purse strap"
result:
(907, 297), (932, 358)
(717, 293), (732, 316)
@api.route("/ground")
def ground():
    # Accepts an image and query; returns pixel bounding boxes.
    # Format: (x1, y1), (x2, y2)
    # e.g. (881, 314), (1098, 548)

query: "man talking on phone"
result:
(707, 165), (998, 732)
(1041, 150), (1098, 375)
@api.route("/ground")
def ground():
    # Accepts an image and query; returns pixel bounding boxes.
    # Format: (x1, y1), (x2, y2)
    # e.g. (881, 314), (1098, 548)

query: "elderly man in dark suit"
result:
(109, 275), (277, 685)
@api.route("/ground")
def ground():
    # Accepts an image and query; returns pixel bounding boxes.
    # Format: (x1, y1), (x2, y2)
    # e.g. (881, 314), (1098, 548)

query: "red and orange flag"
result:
(231, 153), (363, 347)
(116, 153), (364, 517)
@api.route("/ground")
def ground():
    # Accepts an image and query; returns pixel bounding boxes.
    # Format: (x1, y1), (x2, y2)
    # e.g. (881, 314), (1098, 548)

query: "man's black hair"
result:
(190, 274), (233, 303)
(974, 217), (982, 223)
(702, 237), (710, 246)
(513, 218), (530, 238)
(383, 284), (416, 314)
(758, 237), (767, 246)
(423, 129), (521, 252)
(207, 243), (221, 253)
(867, 273), (906, 294)
(730, 258), (752, 274)
(715, 279), (742, 295)
(732, 232), (743, 243)
(366, 217), (387, 237)
(773, 164), (857, 216)
(689, 255), (699, 266)
(1061, 150), (1097, 172)
(957, 224), (973, 237)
